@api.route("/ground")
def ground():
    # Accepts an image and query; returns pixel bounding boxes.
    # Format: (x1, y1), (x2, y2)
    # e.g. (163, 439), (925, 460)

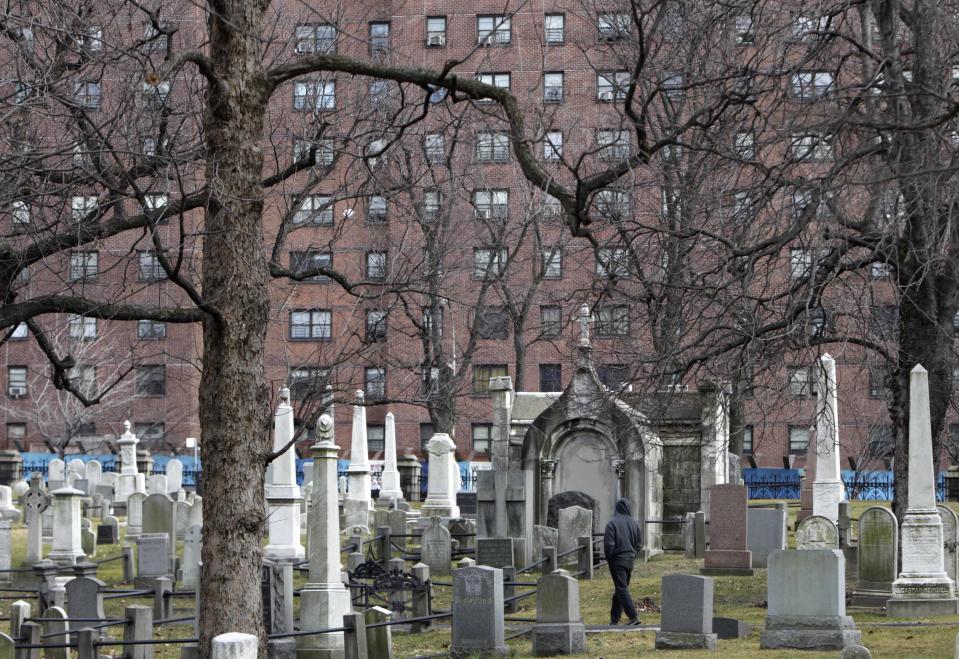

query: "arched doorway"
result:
(552, 429), (618, 529)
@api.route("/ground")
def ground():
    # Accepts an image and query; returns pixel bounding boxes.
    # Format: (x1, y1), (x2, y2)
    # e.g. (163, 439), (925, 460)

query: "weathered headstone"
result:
(476, 538), (514, 569)
(759, 549), (860, 649)
(344, 391), (374, 532)
(448, 518), (476, 550)
(0, 486), (20, 522)
(655, 574), (717, 650)
(126, 492), (146, 539)
(422, 433), (459, 518)
(937, 505), (959, 586)
(66, 460), (84, 488)
(558, 506), (592, 566)
(96, 516), (119, 545)
(22, 475), (49, 564)
(181, 525), (202, 588)
(378, 412), (404, 502)
(420, 516), (451, 577)
(81, 528), (96, 557)
(712, 617), (752, 639)
(796, 515), (840, 550)
(265, 388), (305, 561)
(747, 507), (787, 568)
(136, 533), (170, 581)
(701, 484), (752, 576)
(65, 575), (106, 621)
(387, 510), (408, 550)
(165, 459), (183, 494)
(531, 569), (585, 656)
(142, 493), (176, 569)
(41, 606), (69, 659)
(812, 354), (846, 524)
(48, 459), (65, 490)
(0, 523), (10, 583)
(84, 461), (102, 495)
(532, 525), (558, 561)
(852, 506), (898, 607)
(450, 566), (506, 658)
(48, 487), (85, 566)
(364, 606), (393, 659)
(174, 500), (193, 540)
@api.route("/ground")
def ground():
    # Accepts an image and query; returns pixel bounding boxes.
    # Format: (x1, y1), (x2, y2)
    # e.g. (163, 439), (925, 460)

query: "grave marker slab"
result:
(852, 507), (898, 607)
(701, 485), (752, 576)
(937, 505), (959, 586)
(796, 515), (840, 550)
(747, 507), (787, 568)
(558, 507), (592, 567)
(476, 538), (514, 569)
(655, 574), (717, 650)
(450, 566), (506, 658)
(531, 569), (585, 656)
(421, 517), (451, 577)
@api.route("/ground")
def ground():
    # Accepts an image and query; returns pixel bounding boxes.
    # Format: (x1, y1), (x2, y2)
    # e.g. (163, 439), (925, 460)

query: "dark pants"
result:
(609, 554), (638, 623)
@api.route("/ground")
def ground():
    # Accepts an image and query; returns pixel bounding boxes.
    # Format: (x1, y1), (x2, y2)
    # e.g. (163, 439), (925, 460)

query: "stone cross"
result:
(23, 474), (50, 563)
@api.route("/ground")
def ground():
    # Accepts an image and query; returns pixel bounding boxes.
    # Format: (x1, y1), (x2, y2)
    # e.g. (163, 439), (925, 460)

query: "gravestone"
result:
(387, 510), (408, 550)
(450, 565), (506, 658)
(41, 606), (69, 659)
(48, 487), (85, 566)
(701, 484), (753, 576)
(126, 492), (146, 539)
(420, 517), (451, 577)
(712, 617), (752, 639)
(852, 506), (898, 607)
(81, 528), (96, 557)
(364, 606), (392, 659)
(142, 493), (176, 569)
(456, 493), (477, 516)
(655, 574), (717, 650)
(136, 533), (170, 581)
(0, 486), (19, 522)
(96, 516), (119, 545)
(65, 575), (106, 621)
(84, 461), (102, 495)
(796, 515), (840, 550)
(174, 500), (193, 539)
(22, 474), (50, 564)
(476, 538), (514, 569)
(448, 518), (476, 550)
(532, 525), (558, 561)
(0, 523), (9, 583)
(166, 459), (183, 494)
(937, 505), (959, 586)
(261, 560), (294, 634)
(531, 569), (586, 656)
(546, 492), (596, 530)
(558, 506), (592, 566)
(760, 549), (861, 650)
(48, 459), (65, 490)
(747, 507), (787, 568)
(181, 525), (202, 588)
(66, 460), (84, 488)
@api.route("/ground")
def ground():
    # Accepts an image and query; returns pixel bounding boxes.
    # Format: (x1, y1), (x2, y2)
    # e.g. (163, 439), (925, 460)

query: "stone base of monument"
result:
(759, 615), (861, 650)
(342, 500), (371, 534)
(850, 587), (892, 608)
(654, 631), (718, 650)
(701, 549), (753, 577)
(450, 645), (508, 659)
(712, 617), (752, 639)
(532, 622), (586, 656)
(886, 597), (959, 617)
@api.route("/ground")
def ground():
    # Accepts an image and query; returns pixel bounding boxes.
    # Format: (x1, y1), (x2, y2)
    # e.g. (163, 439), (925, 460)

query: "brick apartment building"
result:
(0, 1), (953, 468)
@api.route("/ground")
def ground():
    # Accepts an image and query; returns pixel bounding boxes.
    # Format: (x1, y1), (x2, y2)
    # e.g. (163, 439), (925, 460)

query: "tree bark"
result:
(197, 1), (272, 655)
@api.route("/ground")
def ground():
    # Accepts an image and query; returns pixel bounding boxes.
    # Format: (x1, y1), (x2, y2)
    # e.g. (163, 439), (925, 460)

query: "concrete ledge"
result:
(765, 615), (856, 630)
(760, 629), (861, 650)
(532, 622), (586, 656)
(654, 631), (718, 650)
(851, 590), (892, 608)
(886, 597), (958, 618)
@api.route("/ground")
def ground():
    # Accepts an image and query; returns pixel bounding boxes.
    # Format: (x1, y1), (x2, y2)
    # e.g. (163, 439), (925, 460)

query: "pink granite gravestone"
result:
(701, 484), (753, 576)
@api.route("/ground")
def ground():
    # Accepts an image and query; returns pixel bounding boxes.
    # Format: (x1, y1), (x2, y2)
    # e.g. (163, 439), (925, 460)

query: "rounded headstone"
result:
(796, 514), (839, 550)
(839, 644), (872, 658)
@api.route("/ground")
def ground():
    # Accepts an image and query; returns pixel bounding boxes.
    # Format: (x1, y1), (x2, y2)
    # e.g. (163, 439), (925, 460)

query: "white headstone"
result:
(48, 459), (65, 485)
(422, 434), (459, 518)
(116, 422), (145, 502)
(812, 354), (846, 524)
(378, 412), (403, 501)
(127, 492), (146, 539)
(165, 459), (183, 494)
(181, 524), (202, 587)
(346, 391), (373, 512)
(265, 387), (304, 560)
(84, 461), (102, 495)
(47, 487), (85, 565)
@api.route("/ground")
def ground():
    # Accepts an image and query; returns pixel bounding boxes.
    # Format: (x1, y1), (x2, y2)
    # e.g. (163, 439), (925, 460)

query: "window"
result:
(425, 134), (445, 163)
(71, 365), (97, 397)
(475, 73), (511, 99)
(135, 365), (166, 397)
(290, 251), (332, 282)
(6, 423), (25, 447)
(11, 201), (29, 225)
(871, 305), (898, 336)
(539, 364), (562, 391)
(422, 306), (443, 338)
(867, 425), (894, 457)
(730, 191), (752, 221)
(367, 425), (385, 453)
(478, 15), (511, 45)
(661, 72), (684, 98)
(77, 25), (102, 52)
(597, 247), (631, 277)
(595, 189), (630, 218)
(293, 80), (335, 111)
(71, 195), (98, 222)
(806, 307), (832, 337)
(289, 366), (329, 400)
(544, 72), (564, 103)
(426, 17), (447, 46)
(544, 131), (563, 161)
(134, 422), (165, 446)
(545, 14), (565, 44)
(69, 251), (98, 281)
(290, 309), (332, 340)
(597, 129), (630, 160)
(367, 195), (388, 223)
(871, 262), (893, 279)
(366, 252), (387, 281)
(597, 72), (629, 101)
(10, 323), (27, 340)
(472, 365), (508, 395)
(541, 305), (562, 337)
(788, 367), (817, 398)
(364, 367), (386, 399)
(143, 22), (170, 52)
(143, 194), (168, 222)
(790, 133), (833, 161)
(597, 364), (630, 389)
(74, 82), (101, 110)
(791, 15), (830, 42)
(420, 423), (434, 451)
(137, 320), (167, 340)
(734, 131), (755, 158)
(293, 195), (333, 225)
(596, 305), (630, 337)
(475, 306), (509, 339)
(294, 138), (335, 167)
(789, 248), (814, 281)
(473, 190), (509, 219)
(370, 22), (390, 54)
(471, 424), (492, 454)
(141, 81), (170, 109)
(473, 248), (508, 279)
(295, 24), (336, 53)
(369, 80), (391, 105)
(598, 13), (630, 41)
(7, 367), (27, 398)
(542, 249), (562, 278)
(366, 310), (387, 342)
(792, 72), (834, 100)
(138, 251), (167, 282)
(422, 190), (442, 220)
(733, 15), (755, 45)
(789, 426), (810, 455)
(67, 315), (97, 340)
(366, 138), (387, 167)
(475, 133), (509, 162)
(869, 365), (890, 399)
(742, 425), (754, 454)
(542, 193), (562, 217)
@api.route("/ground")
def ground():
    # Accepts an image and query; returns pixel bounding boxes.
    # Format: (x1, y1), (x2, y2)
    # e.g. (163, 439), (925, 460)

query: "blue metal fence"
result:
(744, 468), (947, 501)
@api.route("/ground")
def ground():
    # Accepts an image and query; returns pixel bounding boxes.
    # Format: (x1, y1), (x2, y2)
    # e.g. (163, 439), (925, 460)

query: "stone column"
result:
(116, 421), (145, 503)
(345, 391), (372, 532)
(298, 414), (351, 658)
(47, 487), (85, 566)
(422, 434), (459, 518)
(887, 365), (958, 617)
(378, 412), (404, 502)
(539, 460), (557, 524)
(265, 387), (305, 560)
(489, 377), (513, 538)
(812, 354), (846, 524)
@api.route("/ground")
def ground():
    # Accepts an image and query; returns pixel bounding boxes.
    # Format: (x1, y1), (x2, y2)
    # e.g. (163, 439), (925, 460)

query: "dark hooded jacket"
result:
(603, 497), (643, 562)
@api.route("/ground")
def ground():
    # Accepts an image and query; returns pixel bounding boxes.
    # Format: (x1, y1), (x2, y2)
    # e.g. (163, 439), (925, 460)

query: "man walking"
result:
(604, 497), (643, 625)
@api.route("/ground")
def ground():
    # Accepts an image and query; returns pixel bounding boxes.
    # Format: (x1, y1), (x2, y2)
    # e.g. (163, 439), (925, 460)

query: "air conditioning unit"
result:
(427, 34), (446, 46)
(295, 43), (312, 54)
(598, 90), (614, 101)
(8, 386), (26, 398)
(480, 34), (494, 46)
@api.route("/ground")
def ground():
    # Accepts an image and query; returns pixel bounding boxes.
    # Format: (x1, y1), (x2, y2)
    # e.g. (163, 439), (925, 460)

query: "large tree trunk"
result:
(198, 1), (272, 655)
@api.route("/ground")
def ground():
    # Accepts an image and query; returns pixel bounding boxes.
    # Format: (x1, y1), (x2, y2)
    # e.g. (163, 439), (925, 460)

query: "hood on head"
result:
(615, 497), (632, 516)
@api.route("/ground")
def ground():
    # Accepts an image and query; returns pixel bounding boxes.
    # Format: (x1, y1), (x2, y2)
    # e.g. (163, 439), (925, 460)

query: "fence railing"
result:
(746, 475), (947, 501)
